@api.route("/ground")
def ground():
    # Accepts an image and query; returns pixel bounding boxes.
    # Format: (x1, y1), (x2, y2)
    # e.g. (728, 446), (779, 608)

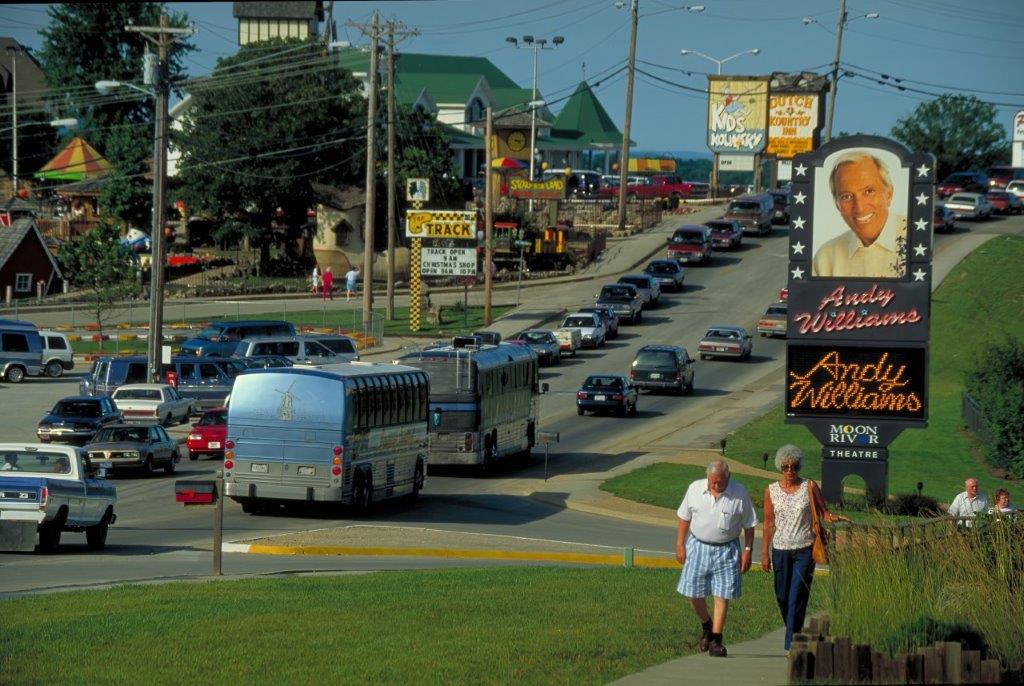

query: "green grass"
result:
(1, 567), (819, 685)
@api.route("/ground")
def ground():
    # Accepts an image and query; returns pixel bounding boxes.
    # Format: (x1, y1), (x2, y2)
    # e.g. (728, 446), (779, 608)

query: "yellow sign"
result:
(766, 93), (820, 159)
(509, 177), (566, 200)
(405, 210), (477, 239)
(706, 77), (769, 154)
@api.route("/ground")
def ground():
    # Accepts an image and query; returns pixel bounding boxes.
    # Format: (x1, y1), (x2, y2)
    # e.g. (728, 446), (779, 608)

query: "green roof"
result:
(551, 82), (625, 148)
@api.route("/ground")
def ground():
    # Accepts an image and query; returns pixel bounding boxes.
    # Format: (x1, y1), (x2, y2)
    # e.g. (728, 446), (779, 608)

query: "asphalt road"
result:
(2, 213), (1021, 594)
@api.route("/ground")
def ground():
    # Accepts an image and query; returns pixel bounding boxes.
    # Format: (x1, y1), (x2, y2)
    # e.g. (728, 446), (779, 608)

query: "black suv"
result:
(37, 396), (123, 445)
(629, 345), (694, 395)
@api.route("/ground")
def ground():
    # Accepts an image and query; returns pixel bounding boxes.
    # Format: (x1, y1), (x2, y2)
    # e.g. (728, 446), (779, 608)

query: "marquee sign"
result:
(405, 210), (477, 239)
(420, 247), (477, 277)
(766, 93), (821, 159)
(786, 281), (930, 341)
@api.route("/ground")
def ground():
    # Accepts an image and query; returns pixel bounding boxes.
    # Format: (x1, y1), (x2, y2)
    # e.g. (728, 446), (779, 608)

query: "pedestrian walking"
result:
(311, 264), (321, 296)
(676, 459), (757, 657)
(345, 265), (360, 301)
(321, 266), (334, 301)
(761, 445), (850, 652)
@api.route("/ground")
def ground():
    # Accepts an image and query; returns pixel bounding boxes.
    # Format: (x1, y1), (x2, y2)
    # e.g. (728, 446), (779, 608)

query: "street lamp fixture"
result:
(678, 47), (760, 75)
(510, 34), (565, 190)
(49, 118), (79, 128)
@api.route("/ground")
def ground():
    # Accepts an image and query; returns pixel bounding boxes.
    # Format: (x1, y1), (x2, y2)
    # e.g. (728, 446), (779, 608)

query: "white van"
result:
(232, 336), (338, 367)
(39, 330), (75, 378)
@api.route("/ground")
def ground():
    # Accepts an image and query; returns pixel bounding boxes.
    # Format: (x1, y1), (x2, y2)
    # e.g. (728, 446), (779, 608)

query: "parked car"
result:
(618, 273), (661, 307)
(644, 259), (685, 292)
(769, 190), (791, 224)
(560, 312), (606, 349)
(944, 193), (992, 221)
(986, 166), (1024, 190)
(233, 336), (338, 367)
(0, 443), (116, 552)
(704, 219), (744, 250)
(303, 334), (360, 362)
(553, 327), (581, 357)
(608, 175), (697, 206)
(38, 330), (74, 378)
(179, 320), (296, 357)
(985, 190), (1023, 215)
(698, 326), (753, 360)
(0, 318), (44, 383)
(80, 355), (238, 410)
(724, 193), (773, 235)
(576, 374), (638, 417)
(576, 305), (620, 339)
(596, 283), (643, 324)
(757, 302), (788, 338)
(187, 407), (228, 460)
(37, 396), (123, 445)
(667, 225), (712, 265)
(507, 329), (561, 366)
(933, 205), (956, 234)
(236, 354), (295, 369)
(111, 384), (195, 426)
(937, 172), (988, 198)
(85, 423), (180, 475)
(1006, 179), (1024, 201)
(629, 345), (694, 395)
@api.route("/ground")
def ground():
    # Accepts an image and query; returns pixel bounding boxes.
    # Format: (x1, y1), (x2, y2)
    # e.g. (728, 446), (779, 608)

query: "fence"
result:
(961, 392), (992, 446)
(557, 197), (664, 233)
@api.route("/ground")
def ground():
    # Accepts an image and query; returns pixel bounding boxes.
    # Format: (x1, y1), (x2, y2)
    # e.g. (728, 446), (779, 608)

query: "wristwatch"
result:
(743, 546), (753, 551)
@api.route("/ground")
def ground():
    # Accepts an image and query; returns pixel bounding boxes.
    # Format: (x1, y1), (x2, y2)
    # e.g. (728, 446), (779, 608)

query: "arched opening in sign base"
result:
(839, 474), (870, 512)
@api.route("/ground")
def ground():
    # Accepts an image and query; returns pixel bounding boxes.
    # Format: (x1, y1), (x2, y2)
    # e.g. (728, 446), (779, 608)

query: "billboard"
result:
(509, 177), (566, 200)
(405, 210), (477, 240)
(1014, 109), (1024, 142)
(706, 76), (769, 154)
(766, 93), (821, 159)
(420, 247), (477, 277)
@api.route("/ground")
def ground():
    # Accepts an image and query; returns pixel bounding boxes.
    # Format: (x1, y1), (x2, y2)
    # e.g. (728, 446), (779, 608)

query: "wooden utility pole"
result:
(385, 23), (397, 320)
(824, 0), (847, 143)
(616, 0), (639, 232)
(361, 12), (380, 333)
(484, 106), (494, 326)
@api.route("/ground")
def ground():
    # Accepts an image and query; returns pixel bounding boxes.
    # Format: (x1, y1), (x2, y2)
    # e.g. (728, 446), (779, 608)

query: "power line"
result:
(841, 61), (1024, 98)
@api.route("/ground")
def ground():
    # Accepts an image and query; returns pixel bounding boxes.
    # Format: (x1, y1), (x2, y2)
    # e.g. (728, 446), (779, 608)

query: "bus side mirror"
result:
(541, 383), (549, 394)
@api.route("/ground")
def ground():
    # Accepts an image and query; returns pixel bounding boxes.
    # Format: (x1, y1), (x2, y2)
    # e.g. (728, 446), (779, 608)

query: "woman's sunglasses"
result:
(781, 464), (801, 472)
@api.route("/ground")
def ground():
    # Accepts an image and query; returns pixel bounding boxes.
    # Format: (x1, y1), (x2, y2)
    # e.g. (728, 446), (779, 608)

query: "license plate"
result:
(650, 373), (661, 379)
(208, 441), (221, 449)
(594, 394), (606, 401)
(250, 463), (268, 473)
(716, 346), (727, 352)
(297, 466), (315, 476)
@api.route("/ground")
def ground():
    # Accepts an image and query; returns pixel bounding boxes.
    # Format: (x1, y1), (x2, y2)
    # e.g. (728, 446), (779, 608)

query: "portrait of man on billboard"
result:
(812, 148), (908, 279)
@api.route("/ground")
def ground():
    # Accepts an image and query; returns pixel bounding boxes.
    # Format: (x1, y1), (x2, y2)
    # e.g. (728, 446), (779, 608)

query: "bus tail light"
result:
(333, 446), (344, 457)
(331, 466), (342, 476)
(224, 453), (234, 470)
(225, 440), (235, 450)
(463, 433), (473, 451)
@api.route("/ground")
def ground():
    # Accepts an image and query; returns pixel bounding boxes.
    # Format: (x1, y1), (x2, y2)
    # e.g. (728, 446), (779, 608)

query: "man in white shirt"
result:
(812, 153), (907, 279)
(948, 477), (988, 522)
(676, 460), (758, 657)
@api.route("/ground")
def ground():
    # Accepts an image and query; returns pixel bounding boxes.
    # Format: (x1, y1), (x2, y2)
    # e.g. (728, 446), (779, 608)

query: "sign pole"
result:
(484, 107), (494, 327)
(213, 469), (223, 576)
(463, 283), (469, 329)
(516, 244), (524, 307)
(409, 237), (422, 332)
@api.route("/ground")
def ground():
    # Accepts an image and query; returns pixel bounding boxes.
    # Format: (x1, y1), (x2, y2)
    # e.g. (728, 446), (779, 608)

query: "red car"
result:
(986, 166), (1024, 190)
(985, 190), (1023, 215)
(186, 407), (227, 460)
(937, 172), (987, 198)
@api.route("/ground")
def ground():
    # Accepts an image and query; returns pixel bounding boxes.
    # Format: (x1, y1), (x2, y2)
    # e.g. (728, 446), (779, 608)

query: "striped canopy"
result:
(491, 156), (528, 170)
(35, 137), (111, 181)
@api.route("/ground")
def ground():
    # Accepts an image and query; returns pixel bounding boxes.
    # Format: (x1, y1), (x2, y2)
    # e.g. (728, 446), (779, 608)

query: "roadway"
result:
(2, 211), (1021, 595)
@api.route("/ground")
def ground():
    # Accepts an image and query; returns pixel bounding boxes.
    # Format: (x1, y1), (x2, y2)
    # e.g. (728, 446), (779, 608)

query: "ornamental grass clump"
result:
(825, 514), (1024, 666)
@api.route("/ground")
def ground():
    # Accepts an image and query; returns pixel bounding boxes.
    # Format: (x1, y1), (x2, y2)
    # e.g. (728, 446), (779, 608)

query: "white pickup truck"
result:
(0, 443), (116, 552)
(112, 383), (196, 426)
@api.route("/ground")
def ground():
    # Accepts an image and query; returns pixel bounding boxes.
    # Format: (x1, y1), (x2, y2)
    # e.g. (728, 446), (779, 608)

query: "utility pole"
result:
(824, 0), (847, 143)
(126, 14), (193, 383)
(484, 106), (494, 326)
(352, 12), (381, 334)
(321, 0), (334, 57)
(5, 45), (19, 195)
(616, 0), (638, 232)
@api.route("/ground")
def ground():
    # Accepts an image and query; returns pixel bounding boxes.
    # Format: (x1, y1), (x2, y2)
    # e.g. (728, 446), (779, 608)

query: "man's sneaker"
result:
(708, 633), (727, 657)
(698, 620), (713, 652)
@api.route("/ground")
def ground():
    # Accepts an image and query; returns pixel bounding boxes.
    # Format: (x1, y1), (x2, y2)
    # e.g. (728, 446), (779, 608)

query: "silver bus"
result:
(224, 363), (428, 514)
(397, 340), (542, 470)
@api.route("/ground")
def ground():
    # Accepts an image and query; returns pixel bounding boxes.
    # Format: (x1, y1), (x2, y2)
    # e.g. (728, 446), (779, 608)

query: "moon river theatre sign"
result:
(784, 135), (936, 502)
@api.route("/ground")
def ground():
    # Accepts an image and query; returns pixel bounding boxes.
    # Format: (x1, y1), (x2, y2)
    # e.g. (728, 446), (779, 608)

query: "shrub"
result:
(965, 337), (1024, 477)
(881, 493), (942, 518)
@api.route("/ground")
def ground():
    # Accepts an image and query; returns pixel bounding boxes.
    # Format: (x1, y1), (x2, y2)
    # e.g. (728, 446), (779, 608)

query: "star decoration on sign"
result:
(793, 191), (807, 205)
(913, 268), (927, 282)
(913, 243), (927, 257)
(791, 266), (805, 279)
(795, 163), (807, 176)
(916, 163), (930, 178)
(915, 192), (928, 206)
(792, 241), (805, 255)
(914, 218), (928, 231)
(792, 217), (806, 230)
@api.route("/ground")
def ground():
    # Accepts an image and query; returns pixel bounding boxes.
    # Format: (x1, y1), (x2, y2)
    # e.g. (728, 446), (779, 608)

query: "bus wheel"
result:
(481, 438), (497, 474)
(411, 461), (424, 499)
(352, 471), (373, 515)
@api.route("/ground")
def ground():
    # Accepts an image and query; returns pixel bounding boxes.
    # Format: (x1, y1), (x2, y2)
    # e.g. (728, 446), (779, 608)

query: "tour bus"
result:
(224, 363), (429, 514)
(397, 338), (543, 470)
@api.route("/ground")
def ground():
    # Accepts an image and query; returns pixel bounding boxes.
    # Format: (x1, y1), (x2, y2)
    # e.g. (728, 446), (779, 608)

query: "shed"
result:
(0, 217), (62, 298)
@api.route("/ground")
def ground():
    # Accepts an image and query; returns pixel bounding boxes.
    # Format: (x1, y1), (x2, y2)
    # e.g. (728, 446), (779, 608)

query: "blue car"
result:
(179, 320), (296, 357)
(576, 374), (638, 417)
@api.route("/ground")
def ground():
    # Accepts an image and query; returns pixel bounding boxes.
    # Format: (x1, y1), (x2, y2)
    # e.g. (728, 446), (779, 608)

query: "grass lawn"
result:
(1, 567), (819, 685)
(603, 235), (1024, 507)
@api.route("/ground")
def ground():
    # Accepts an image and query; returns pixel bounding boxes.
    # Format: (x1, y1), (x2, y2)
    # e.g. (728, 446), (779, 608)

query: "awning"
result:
(34, 137), (112, 182)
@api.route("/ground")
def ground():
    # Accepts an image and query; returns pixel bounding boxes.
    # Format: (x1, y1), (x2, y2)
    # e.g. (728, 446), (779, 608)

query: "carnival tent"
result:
(34, 137), (111, 182)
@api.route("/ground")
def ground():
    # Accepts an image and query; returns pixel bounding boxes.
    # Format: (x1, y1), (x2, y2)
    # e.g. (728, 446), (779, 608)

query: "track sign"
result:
(405, 210), (477, 239)
(421, 247), (477, 277)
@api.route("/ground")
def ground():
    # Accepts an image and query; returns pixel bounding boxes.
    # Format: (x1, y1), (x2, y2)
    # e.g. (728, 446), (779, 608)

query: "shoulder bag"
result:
(807, 479), (829, 564)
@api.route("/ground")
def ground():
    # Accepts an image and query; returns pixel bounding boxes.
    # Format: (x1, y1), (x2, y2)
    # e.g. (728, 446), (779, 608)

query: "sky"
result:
(2, 0), (1022, 154)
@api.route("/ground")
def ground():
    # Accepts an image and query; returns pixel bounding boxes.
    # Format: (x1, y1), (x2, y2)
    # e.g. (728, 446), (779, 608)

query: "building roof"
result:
(232, 2), (323, 20)
(0, 217), (62, 279)
(311, 182), (364, 210)
(551, 82), (625, 149)
(0, 38), (49, 108)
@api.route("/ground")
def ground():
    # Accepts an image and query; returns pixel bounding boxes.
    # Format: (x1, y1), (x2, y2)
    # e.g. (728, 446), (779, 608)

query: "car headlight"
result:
(125, 450), (140, 458)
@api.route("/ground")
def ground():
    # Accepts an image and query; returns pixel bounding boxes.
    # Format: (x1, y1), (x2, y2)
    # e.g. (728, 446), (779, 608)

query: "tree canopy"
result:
(891, 94), (1009, 180)
(58, 221), (139, 340)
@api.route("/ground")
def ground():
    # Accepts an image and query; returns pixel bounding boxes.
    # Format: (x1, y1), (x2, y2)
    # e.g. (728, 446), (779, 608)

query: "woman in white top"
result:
(760, 444), (850, 651)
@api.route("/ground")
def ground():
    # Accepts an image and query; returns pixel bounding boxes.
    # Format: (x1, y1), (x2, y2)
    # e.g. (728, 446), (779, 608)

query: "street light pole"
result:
(825, 0), (847, 143)
(509, 35), (563, 192)
(5, 46), (19, 195)
(362, 12), (381, 335)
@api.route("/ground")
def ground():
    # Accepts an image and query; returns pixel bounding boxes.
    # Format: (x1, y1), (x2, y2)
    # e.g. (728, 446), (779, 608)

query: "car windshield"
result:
(0, 451), (72, 475)
(647, 262), (676, 274)
(197, 325), (225, 339)
(583, 375), (624, 389)
(93, 426), (149, 443)
(114, 389), (162, 401)
(53, 401), (100, 417)
(600, 286), (633, 301)
(198, 412), (227, 426)
(705, 222), (733, 231)
(766, 305), (787, 316)
(671, 232), (704, 245)
(619, 277), (647, 288)
(564, 316), (594, 328)
(728, 201), (760, 212)
(221, 359), (248, 377)
(521, 332), (552, 344)
(632, 351), (677, 369)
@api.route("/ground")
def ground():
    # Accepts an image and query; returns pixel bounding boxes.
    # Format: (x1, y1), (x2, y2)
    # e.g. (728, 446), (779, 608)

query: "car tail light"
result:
(225, 440), (235, 450)
(39, 486), (48, 511)
(612, 394), (623, 401)
(576, 391), (587, 399)
(629, 370), (636, 379)
(463, 433), (473, 451)
(188, 433), (202, 441)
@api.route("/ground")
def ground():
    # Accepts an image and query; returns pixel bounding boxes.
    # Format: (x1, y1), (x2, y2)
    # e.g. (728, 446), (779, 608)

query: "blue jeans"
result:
(772, 546), (816, 649)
